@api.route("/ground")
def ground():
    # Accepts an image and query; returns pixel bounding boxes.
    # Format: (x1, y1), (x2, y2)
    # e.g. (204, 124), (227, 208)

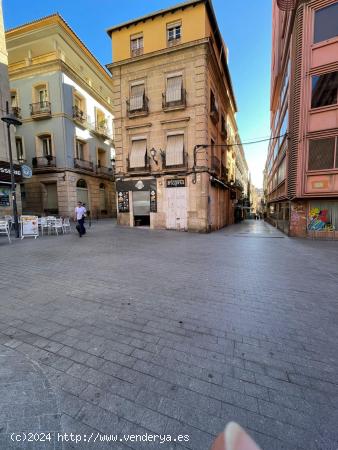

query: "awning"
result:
(166, 76), (182, 103)
(166, 134), (184, 166)
(130, 84), (144, 111)
(129, 139), (147, 168)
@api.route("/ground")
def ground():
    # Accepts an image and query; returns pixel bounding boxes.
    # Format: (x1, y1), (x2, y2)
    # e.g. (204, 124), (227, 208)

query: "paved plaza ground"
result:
(0, 220), (338, 450)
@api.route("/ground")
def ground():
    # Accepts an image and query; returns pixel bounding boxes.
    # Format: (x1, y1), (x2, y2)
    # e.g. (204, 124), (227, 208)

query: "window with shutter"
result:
(130, 84), (145, 111)
(166, 76), (182, 103)
(166, 134), (184, 166)
(129, 139), (147, 168)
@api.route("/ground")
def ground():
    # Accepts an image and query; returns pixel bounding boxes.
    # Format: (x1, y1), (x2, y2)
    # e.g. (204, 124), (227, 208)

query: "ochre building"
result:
(107, 0), (246, 231)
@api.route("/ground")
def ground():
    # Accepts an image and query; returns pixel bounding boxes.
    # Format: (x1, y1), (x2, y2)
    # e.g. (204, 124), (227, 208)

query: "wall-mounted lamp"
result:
(150, 147), (158, 165)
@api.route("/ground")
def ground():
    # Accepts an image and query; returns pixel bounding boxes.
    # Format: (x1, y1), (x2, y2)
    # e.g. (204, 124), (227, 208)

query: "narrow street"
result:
(0, 220), (338, 450)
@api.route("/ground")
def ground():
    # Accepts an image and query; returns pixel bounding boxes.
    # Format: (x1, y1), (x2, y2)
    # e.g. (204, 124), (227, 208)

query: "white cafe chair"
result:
(0, 220), (11, 243)
(62, 217), (71, 233)
(49, 218), (64, 236)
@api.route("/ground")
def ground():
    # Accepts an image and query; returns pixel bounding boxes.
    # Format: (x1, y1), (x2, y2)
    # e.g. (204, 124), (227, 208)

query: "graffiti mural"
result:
(308, 208), (335, 231)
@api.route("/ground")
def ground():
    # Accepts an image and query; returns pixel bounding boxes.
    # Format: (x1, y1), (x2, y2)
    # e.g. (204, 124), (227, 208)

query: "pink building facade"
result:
(265, 0), (338, 237)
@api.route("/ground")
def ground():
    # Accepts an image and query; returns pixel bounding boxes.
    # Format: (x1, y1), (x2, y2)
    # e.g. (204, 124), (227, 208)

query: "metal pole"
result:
(6, 122), (20, 238)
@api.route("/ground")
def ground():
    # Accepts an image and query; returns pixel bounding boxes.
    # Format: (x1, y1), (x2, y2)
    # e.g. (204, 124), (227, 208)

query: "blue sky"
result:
(3, 0), (272, 188)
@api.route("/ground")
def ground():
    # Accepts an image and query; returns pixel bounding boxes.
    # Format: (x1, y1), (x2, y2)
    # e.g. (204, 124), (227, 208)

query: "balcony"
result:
(32, 156), (56, 171)
(91, 120), (112, 139)
(96, 165), (114, 178)
(162, 88), (186, 110)
(127, 155), (150, 173)
(131, 47), (143, 58)
(211, 155), (221, 176)
(74, 158), (94, 172)
(126, 95), (149, 118)
(72, 106), (87, 125)
(30, 101), (52, 119)
(162, 152), (188, 170)
(168, 38), (181, 48)
(12, 107), (22, 119)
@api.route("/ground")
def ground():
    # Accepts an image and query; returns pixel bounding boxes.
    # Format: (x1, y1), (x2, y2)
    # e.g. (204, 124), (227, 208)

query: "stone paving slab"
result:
(0, 220), (338, 449)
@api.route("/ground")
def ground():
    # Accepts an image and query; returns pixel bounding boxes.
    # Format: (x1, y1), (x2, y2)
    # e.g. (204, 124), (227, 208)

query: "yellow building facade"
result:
(108, 0), (243, 231)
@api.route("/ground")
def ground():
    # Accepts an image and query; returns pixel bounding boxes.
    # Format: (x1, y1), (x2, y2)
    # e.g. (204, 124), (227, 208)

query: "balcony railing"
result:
(32, 156), (56, 169)
(74, 158), (94, 172)
(30, 101), (52, 118)
(126, 95), (149, 117)
(12, 107), (22, 119)
(94, 122), (111, 139)
(131, 47), (144, 57)
(96, 165), (114, 177)
(162, 152), (188, 170)
(211, 155), (221, 176)
(73, 106), (87, 124)
(168, 37), (181, 47)
(162, 88), (186, 110)
(127, 155), (150, 172)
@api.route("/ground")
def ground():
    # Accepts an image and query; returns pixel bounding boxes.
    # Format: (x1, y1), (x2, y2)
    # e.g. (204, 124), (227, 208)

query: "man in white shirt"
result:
(74, 201), (86, 237)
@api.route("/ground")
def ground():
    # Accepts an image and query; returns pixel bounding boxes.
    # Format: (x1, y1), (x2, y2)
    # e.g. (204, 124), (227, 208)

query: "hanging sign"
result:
(0, 161), (22, 182)
(21, 216), (39, 239)
(150, 189), (157, 213)
(118, 191), (129, 213)
(21, 165), (33, 179)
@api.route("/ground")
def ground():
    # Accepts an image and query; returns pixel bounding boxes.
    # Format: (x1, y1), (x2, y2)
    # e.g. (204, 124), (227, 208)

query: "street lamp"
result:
(1, 113), (22, 238)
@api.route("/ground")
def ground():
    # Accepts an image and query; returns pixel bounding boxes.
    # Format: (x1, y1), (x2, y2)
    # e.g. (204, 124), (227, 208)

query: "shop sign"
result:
(0, 186), (10, 206)
(150, 189), (157, 213)
(118, 191), (129, 213)
(166, 178), (185, 188)
(0, 161), (23, 183)
(21, 165), (33, 179)
(21, 216), (39, 239)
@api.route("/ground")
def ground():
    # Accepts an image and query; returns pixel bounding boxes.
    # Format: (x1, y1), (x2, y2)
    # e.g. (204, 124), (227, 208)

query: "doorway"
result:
(133, 191), (150, 226)
(166, 187), (187, 230)
(45, 183), (58, 215)
(76, 179), (89, 209)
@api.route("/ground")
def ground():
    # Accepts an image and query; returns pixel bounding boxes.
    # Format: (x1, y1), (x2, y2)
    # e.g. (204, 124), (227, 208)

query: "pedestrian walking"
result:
(74, 201), (86, 237)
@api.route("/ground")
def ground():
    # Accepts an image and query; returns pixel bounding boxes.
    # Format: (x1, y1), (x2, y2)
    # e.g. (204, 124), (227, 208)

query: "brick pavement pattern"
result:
(0, 220), (338, 450)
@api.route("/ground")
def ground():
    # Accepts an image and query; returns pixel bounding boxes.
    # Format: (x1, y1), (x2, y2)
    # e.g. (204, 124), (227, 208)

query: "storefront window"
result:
(0, 186), (10, 206)
(308, 202), (338, 231)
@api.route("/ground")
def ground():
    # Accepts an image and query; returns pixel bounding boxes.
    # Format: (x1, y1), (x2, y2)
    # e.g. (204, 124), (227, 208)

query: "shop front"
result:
(0, 161), (22, 216)
(116, 178), (157, 228)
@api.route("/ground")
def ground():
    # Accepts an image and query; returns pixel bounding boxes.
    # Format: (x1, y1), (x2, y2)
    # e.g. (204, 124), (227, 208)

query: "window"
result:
(38, 88), (48, 104)
(314, 3), (338, 44)
(129, 83), (145, 111)
(130, 35), (143, 57)
(210, 90), (218, 113)
(167, 23), (181, 46)
(99, 183), (107, 211)
(75, 140), (85, 160)
(129, 139), (147, 168)
(280, 109), (288, 137)
(39, 135), (52, 157)
(15, 137), (24, 162)
(77, 179), (87, 188)
(308, 138), (337, 170)
(166, 75), (183, 103)
(11, 91), (18, 107)
(311, 72), (338, 108)
(166, 134), (184, 166)
(221, 115), (227, 136)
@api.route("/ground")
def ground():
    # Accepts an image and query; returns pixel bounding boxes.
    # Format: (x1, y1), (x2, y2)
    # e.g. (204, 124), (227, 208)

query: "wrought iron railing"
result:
(32, 156), (56, 168)
(74, 158), (94, 171)
(12, 107), (22, 119)
(162, 88), (186, 109)
(30, 101), (51, 116)
(72, 105), (87, 123)
(126, 95), (149, 117)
